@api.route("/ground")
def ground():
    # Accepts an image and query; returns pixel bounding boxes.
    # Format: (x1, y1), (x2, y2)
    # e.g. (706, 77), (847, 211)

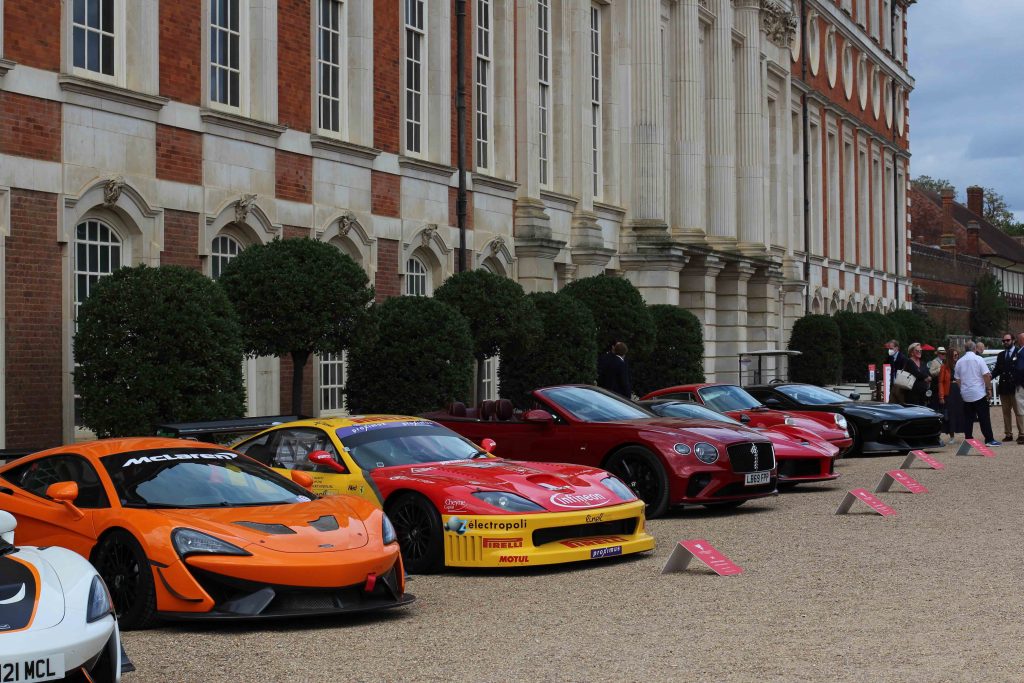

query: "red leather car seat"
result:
(479, 400), (496, 421)
(495, 399), (514, 421)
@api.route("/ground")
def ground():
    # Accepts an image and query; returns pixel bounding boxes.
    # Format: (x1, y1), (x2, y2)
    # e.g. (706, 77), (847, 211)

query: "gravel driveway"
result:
(123, 440), (1024, 682)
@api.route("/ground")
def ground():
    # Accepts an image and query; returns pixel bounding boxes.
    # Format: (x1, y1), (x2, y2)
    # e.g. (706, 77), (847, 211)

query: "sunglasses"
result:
(1004, 339), (1013, 343)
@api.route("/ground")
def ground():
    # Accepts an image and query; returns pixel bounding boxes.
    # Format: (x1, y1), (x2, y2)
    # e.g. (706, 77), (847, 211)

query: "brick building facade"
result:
(0, 0), (914, 448)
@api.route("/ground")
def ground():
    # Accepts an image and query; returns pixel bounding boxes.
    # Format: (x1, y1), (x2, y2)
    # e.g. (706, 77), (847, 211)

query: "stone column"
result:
(680, 255), (726, 378)
(747, 266), (783, 379)
(705, 0), (737, 249)
(620, 250), (689, 306)
(734, 0), (766, 255)
(715, 261), (756, 384)
(672, 0), (706, 242)
(628, 0), (668, 236)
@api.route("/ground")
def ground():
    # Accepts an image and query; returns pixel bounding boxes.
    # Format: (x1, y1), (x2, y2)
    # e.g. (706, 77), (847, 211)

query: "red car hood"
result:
(598, 417), (767, 446)
(375, 459), (631, 513)
(759, 427), (839, 458)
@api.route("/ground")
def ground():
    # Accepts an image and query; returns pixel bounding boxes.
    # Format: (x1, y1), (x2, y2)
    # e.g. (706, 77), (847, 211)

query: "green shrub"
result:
(834, 311), (881, 382)
(218, 238), (373, 414)
(860, 311), (901, 364)
(971, 272), (1008, 337)
(560, 275), (656, 356)
(74, 265), (245, 437)
(632, 305), (705, 396)
(346, 297), (473, 414)
(787, 314), (842, 385)
(886, 309), (937, 350)
(499, 292), (598, 408)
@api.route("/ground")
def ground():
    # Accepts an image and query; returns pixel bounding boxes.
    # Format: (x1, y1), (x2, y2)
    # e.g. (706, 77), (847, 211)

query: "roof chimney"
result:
(967, 185), (984, 218)
(939, 234), (957, 257)
(941, 187), (956, 235)
(966, 220), (981, 258)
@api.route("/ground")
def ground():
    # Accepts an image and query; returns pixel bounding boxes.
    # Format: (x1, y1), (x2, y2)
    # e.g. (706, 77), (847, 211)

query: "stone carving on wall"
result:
(761, 1), (797, 48)
(338, 211), (357, 236)
(234, 194), (258, 224)
(103, 177), (125, 207)
(488, 235), (506, 256)
(420, 224), (438, 247)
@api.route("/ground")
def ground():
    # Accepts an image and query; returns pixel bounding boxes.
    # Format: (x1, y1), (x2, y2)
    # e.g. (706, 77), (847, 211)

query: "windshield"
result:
(651, 402), (741, 426)
(697, 385), (763, 411)
(102, 448), (314, 508)
(776, 385), (848, 405)
(539, 386), (652, 422)
(337, 421), (483, 470)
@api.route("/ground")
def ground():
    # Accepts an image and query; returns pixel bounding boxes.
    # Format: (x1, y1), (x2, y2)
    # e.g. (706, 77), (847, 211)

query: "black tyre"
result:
(92, 530), (157, 630)
(605, 447), (670, 518)
(844, 420), (862, 457)
(386, 493), (444, 574)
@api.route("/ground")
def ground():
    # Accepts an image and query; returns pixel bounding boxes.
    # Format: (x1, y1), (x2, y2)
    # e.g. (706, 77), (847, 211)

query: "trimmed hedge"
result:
(632, 305), (705, 396)
(886, 309), (938, 350)
(788, 314), (842, 385)
(560, 275), (656, 356)
(346, 296), (473, 414)
(833, 311), (881, 382)
(499, 292), (598, 408)
(74, 265), (245, 437)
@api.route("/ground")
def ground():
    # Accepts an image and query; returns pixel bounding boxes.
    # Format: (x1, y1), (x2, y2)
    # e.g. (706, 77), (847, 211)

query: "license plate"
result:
(744, 471), (771, 486)
(0, 655), (64, 683)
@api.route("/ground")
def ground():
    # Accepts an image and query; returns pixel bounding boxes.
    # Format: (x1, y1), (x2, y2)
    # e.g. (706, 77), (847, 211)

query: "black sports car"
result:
(744, 383), (943, 456)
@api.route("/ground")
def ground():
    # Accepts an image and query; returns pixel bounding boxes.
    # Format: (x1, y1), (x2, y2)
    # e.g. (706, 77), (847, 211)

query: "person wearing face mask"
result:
(992, 332), (1022, 442)
(886, 340), (906, 403)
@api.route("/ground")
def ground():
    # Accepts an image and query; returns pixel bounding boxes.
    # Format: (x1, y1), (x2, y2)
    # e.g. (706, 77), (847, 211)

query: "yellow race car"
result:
(163, 416), (654, 573)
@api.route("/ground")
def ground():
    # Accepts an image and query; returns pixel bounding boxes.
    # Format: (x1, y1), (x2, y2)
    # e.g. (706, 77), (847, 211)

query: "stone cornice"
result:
(398, 156), (456, 179)
(58, 74), (168, 111)
(760, 1), (797, 48)
(200, 109), (286, 139)
(0, 59), (16, 78)
(472, 173), (519, 195)
(309, 135), (381, 161)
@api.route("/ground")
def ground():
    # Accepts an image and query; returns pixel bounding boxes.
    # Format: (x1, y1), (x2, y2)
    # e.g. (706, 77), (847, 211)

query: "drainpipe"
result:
(801, 0), (811, 312)
(890, 1), (900, 306)
(456, 0), (468, 273)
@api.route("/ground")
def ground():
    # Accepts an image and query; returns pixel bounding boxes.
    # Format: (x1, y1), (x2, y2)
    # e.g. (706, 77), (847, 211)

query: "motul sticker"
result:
(549, 492), (609, 508)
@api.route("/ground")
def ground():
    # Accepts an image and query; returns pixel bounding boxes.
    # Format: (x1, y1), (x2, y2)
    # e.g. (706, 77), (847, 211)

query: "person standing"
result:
(939, 348), (965, 443)
(992, 332), (1022, 442)
(1013, 332), (1024, 442)
(886, 339), (907, 403)
(903, 343), (932, 406)
(927, 347), (946, 411)
(598, 341), (632, 399)
(954, 340), (999, 447)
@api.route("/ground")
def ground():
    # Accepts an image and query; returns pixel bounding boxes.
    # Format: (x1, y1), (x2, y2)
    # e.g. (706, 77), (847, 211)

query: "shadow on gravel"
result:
(153, 603), (416, 636)
(658, 502), (776, 520)
(777, 484), (841, 495)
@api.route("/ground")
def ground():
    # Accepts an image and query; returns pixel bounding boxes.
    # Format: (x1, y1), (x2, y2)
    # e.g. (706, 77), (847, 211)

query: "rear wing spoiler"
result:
(156, 415), (306, 441)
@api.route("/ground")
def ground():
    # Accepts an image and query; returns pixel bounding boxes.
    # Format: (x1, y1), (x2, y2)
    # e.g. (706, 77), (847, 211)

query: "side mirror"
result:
(739, 414), (751, 424)
(523, 409), (554, 425)
(290, 470), (314, 491)
(763, 398), (782, 407)
(481, 438), (497, 454)
(0, 510), (15, 545)
(308, 450), (348, 474)
(46, 481), (83, 520)
(849, 392), (861, 401)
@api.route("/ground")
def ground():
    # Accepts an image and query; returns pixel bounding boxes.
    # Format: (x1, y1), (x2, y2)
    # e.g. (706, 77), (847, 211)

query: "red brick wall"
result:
(160, 210), (202, 270)
(283, 225), (309, 240)
(375, 238), (401, 299)
(4, 1), (60, 70)
(278, 0), (311, 132)
(160, 0), (202, 105)
(276, 151), (313, 203)
(6, 190), (64, 448)
(0, 93), (61, 162)
(450, 0), (474, 168)
(448, 187), (473, 230)
(374, 1), (401, 153)
(156, 125), (203, 185)
(909, 188), (956, 246)
(372, 172), (401, 217)
(279, 355), (315, 416)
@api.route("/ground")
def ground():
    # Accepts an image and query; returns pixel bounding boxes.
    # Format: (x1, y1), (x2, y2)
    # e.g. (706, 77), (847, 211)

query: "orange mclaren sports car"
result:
(0, 438), (413, 629)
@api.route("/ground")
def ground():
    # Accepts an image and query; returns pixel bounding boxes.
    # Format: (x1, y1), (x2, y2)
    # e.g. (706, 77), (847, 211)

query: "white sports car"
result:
(0, 511), (133, 682)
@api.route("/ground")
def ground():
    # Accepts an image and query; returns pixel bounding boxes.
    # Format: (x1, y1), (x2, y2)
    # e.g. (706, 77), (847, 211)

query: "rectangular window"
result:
(475, 0), (493, 171)
(537, 0), (551, 186)
(590, 5), (602, 198)
(320, 352), (347, 414)
(872, 155), (883, 269)
(481, 355), (499, 401)
(72, 0), (116, 77)
(210, 0), (241, 108)
(404, 0), (426, 154)
(843, 139), (855, 262)
(858, 148), (869, 267)
(317, 0), (344, 135)
(827, 130), (839, 260)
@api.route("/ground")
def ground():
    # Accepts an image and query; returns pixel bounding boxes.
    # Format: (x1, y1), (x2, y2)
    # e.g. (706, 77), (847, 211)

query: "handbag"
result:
(894, 369), (917, 391)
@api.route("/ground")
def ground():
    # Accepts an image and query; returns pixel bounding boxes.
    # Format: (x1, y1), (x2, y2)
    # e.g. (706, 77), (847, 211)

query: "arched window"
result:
(405, 256), (430, 296)
(74, 219), (123, 325)
(211, 234), (243, 279)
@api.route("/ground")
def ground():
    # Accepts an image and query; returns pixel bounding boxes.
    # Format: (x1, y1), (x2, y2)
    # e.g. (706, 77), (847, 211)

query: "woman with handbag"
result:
(939, 348), (965, 442)
(901, 343), (932, 406)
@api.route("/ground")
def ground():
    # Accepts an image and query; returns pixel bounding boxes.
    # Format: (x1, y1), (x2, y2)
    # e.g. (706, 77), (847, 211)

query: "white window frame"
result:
(475, 0), (494, 172)
(316, 0), (348, 138)
(537, 0), (552, 188)
(481, 355), (499, 401)
(589, 4), (603, 199)
(210, 233), (243, 280)
(319, 351), (348, 415)
(69, 0), (126, 86)
(403, 0), (427, 156)
(405, 256), (431, 296)
(207, 0), (249, 114)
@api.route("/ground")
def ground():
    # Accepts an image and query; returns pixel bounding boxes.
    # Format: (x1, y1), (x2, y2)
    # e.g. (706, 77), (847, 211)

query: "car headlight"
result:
(673, 443), (692, 455)
(471, 491), (545, 512)
(382, 514), (397, 545)
(834, 414), (848, 429)
(600, 476), (637, 502)
(86, 575), (113, 623)
(693, 442), (719, 464)
(784, 417), (797, 426)
(172, 528), (251, 558)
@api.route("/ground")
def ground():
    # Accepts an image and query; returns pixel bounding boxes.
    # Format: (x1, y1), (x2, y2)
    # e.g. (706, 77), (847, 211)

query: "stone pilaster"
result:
(672, 0), (706, 243)
(628, 0), (668, 237)
(570, 209), (615, 279)
(514, 198), (565, 293)
(680, 254), (726, 378)
(714, 261), (757, 384)
(747, 264), (784, 381)
(781, 278), (807, 347)
(705, 0), (737, 249)
(735, 0), (767, 256)
(620, 246), (689, 306)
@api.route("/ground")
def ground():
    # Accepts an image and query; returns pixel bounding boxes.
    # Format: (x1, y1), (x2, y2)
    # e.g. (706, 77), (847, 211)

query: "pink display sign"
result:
(884, 469), (928, 494)
(902, 450), (944, 470)
(835, 488), (898, 516)
(966, 439), (996, 457)
(661, 539), (743, 576)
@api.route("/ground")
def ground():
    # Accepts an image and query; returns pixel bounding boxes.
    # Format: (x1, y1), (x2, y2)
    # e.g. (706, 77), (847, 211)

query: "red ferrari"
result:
(426, 385), (780, 518)
(642, 383), (854, 455)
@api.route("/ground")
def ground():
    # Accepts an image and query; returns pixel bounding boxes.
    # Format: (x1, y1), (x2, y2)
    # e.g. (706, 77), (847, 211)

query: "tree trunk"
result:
(291, 350), (309, 416)
(476, 356), (486, 406)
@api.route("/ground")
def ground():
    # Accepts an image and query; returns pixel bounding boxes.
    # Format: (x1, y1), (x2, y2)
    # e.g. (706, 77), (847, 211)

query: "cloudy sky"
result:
(909, 1), (1024, 220)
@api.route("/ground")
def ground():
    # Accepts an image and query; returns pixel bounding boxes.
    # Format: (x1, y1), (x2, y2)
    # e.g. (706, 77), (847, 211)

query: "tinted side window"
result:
(6, 455), (110, 508)
(658, 392), (694, 402)
(268, 428), (343, 473)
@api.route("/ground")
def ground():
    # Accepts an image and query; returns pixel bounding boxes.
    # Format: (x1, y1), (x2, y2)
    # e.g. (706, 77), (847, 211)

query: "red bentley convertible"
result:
(425, 385), (779, 518)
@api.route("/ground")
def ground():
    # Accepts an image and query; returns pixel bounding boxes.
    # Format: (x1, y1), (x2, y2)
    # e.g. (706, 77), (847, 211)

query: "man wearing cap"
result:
(993, 332), (1022, 442)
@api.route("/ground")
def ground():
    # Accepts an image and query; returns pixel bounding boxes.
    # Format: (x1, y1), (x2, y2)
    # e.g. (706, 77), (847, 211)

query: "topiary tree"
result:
(886, 308), (937, 350)
(971, 272), (1008, 338)
(787, 314), (842, 386)
(218, 238), (373, 415)
(834, 311), (882, 382)
(346, 296), (473, 414)
(499, 292), (598, 408)
(74, 265), (245, 437)
(560, 275), (656, 357)
(434, 270), (541, 402)
(631, 305), (705, 396)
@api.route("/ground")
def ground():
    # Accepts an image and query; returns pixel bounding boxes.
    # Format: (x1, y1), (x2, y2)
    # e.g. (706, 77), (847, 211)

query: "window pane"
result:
(229, 33), (239, 69)
(101, 34), (114, 75)
(101, 0), (114, 33)
(74, 0), (86, 24)
(87, 31), (100, 72)
(87, 0), (99, 28)
(228, 0), (239, 32)
(73, 27), (87, 68)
